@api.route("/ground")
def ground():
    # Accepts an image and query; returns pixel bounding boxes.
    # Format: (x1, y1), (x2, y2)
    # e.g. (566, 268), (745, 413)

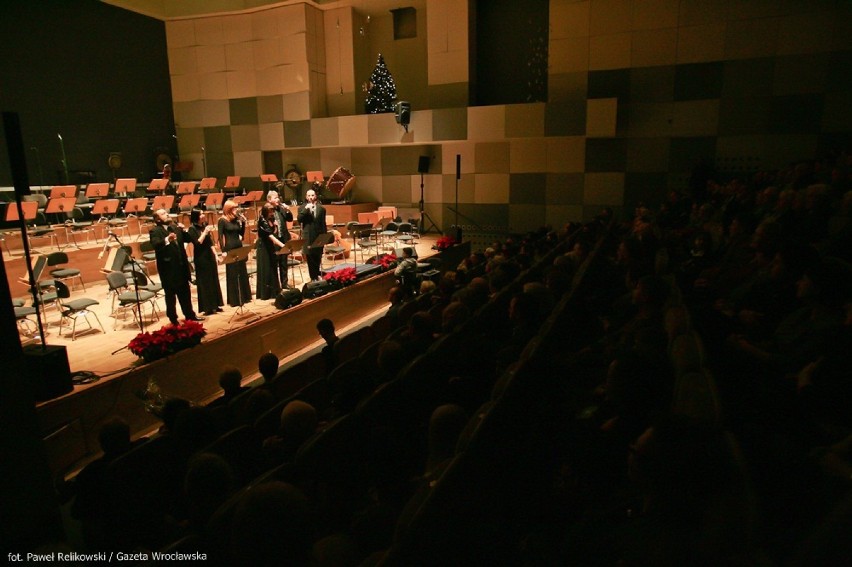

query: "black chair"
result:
(55, 280), (104, 340)
(47, 251), (85, 291)
(64, 207), (95, 248)
(106, 270), (159, 329)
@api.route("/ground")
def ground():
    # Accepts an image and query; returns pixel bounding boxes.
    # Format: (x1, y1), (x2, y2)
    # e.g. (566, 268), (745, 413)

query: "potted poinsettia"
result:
(433, 235), (456, 251)
(369, 253), (398, 272)
(128, 320), (206, 363)
(323, 266), (357, 287)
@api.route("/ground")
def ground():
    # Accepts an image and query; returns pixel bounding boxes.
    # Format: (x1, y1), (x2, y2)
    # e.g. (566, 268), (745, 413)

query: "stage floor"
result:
(14, 233), (442, 395)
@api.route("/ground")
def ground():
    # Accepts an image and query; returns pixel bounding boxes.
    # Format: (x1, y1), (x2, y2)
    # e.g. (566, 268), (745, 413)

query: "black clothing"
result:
(298, 202), (327, 280)
(272, 204), (294, 285)
(189, 223), (223, 315)
(255, 216), (281, 300)
(218, 216), (252, 306)
(150, 222), (197, 324)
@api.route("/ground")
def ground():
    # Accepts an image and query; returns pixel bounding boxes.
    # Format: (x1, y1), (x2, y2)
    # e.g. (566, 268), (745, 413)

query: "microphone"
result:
(57, 133), (63, 141)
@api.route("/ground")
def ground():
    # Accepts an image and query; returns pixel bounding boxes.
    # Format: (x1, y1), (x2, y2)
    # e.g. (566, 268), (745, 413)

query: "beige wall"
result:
(164, 0), (852, 233)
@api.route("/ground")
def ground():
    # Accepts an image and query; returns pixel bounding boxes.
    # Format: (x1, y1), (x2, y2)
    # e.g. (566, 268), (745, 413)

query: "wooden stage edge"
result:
(35, 242), (471, 475)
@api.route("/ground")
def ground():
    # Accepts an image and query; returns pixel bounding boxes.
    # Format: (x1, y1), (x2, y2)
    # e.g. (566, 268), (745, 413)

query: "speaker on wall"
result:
(418, 155), (430, 174)
(394, 101), (411, 132)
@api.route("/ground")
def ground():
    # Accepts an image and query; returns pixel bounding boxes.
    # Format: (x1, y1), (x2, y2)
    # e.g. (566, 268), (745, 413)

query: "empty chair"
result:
(395, 222), (416, 248)
(106, 270), (159, 329)
(55, 280), (105, 340)
(356, 228), (380, 263)
(46, 251), (85, 291)
(380, 221), (399, 252)
(64, 207), (96, 247)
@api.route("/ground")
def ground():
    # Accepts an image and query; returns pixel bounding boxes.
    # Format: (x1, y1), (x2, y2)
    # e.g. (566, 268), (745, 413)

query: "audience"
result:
(206, 366), (251, 408)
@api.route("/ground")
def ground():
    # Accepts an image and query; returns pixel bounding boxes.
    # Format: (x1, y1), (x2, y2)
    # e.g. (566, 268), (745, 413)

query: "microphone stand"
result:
(108, 231), (146, 341)
(30, 146), (45, 191)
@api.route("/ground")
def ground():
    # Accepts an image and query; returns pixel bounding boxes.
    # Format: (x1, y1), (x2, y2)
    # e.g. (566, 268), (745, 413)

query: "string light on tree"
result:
(363, 53), (398, 114)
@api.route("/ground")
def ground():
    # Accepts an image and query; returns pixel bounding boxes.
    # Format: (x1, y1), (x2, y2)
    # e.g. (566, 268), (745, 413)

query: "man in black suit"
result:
(150, 208), (204, 325)
(297, 188), (328, 281)
(266, 190), (294, 285)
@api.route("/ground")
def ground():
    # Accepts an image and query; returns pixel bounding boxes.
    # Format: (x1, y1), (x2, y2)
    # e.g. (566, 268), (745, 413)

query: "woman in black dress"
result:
(255, 203), (286, 300)
(188, 209), (223, 315)
(217, 199), (252, 307)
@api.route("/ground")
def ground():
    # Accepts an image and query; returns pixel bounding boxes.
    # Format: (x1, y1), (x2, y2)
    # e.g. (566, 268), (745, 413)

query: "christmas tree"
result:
(363, 53), (398, 114)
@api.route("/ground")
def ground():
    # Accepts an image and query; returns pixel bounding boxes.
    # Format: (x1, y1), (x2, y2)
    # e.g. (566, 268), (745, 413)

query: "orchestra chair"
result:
(105, 270), (160, 329)
(14, 299), (39, 338)
(46, 251), (85, 291)
(55, 280), (104, 340)
(64, 207), (96, 248)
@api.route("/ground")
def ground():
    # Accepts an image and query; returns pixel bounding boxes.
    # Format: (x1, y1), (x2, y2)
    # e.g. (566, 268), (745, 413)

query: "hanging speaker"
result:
(418, 155), (430, 174)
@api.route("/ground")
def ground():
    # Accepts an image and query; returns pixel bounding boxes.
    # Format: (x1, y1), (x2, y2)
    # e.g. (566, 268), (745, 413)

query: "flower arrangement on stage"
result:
(323, 266), (358, 286)
(370, 253), (398, 271)
(128, 320), (207, 363)
(433, 235), (457, 251)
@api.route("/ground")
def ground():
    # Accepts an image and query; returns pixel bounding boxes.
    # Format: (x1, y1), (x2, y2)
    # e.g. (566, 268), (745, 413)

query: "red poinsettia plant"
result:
(128, 320), (207, 363)
(323, 266), (357, 285)
(369, 253), (398, 271)
(433, 235), (456, 251)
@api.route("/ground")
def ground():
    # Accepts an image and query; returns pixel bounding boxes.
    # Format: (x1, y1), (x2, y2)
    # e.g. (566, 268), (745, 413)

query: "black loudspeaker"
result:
(23, 344), (73, 401)
(2, 112), (32, 198)
(418, 155), (430, 174)
(274, 287), (303, 310)
(394, 101), (411, 130)
(302, 280), (332, 299)
(456, 154), (461, 180)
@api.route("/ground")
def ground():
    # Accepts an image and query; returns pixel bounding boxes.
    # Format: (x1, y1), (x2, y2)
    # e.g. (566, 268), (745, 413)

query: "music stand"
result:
(261, 174), (277, 195)
(224, 176), (241, 197)
(45, 197), (77, 221)
(344, 222), (373, 266)
(123, 197), (148, 238)
(275, 245), (293, 288)
(151, 195), (175, 212)
(85, 183), (110, 198)
(176, 181), (197, 194)
(148, 178), (169, 192)
(5, 200), (37, 223)
(49, 185), (76, 199)
(199, 177), (217, 191)
(223, 244), (258, 323)
(114, 178), (137, 197)
(178, 194), (201, 209)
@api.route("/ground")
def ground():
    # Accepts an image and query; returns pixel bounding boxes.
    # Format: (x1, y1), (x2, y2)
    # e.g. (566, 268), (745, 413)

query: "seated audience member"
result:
(316, 318), (339, 372)
(229, 482), (316, 567)
(425, 404), (468, 477)
(262, 400), (319, 466)
(207, 366), (251, 408)
(234, 388), (275, 427)
(399, 311), (437, 356)
(440, 301), (471, 335)
(158, 397), (191, 437)
(394, 247), (419, 297)
(71, 417), (143, 546)
(376, 340), (406, 384)
(419, 279), (437, 296)
(386, 286), (405, 327)
(258, 352), (279, 386)
(182, 452), (236, 534)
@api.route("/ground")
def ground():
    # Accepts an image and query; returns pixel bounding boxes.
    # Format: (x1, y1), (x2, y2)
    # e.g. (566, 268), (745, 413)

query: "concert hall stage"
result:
(23, 237), (469, 475)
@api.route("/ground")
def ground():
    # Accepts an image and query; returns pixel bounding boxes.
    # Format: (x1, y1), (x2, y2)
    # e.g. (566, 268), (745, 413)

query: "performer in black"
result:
(297, 188), (327, 281)
(188, 209), (224, 316)
(217, 199), (252, 307)
(255, 203), (287, 300)
(149, 208), (204, 325)
(266, 190), (294, 286)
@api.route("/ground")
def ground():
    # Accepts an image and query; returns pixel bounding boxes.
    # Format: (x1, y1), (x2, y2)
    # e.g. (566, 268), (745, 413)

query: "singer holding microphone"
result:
(218, 199), (252, 307)
(150, 209), (204, 325)
(298, 188), (327, 281)
(266, 190), (294, 285)
(188, 209), (224, 316)
(255, 203), (286, 300)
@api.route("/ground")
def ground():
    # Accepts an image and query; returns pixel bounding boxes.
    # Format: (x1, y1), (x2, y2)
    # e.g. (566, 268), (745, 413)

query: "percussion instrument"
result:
(327, 167), (356, 200)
